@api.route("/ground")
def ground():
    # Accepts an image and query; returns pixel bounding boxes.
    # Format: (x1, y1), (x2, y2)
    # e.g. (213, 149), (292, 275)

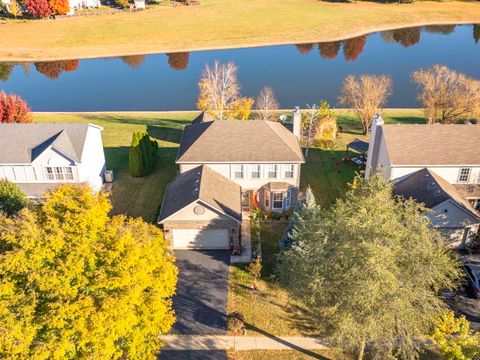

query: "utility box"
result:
(105, 170), (114, 183)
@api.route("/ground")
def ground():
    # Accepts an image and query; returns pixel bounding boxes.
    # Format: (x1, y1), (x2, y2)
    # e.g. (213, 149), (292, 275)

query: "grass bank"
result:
(2, 1), (480, 61)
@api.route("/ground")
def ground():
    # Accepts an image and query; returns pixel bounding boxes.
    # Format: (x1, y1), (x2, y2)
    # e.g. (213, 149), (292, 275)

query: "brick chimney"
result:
(292, 107), (301, 140)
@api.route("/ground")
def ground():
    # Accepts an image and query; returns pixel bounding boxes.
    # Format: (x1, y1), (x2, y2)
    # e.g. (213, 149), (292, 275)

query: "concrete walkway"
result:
(231, 212), (253, 263)
(159, 335), (327, 351)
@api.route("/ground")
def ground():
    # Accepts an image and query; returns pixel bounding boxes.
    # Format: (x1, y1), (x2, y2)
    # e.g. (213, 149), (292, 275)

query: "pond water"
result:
(0, 24), (479, 111)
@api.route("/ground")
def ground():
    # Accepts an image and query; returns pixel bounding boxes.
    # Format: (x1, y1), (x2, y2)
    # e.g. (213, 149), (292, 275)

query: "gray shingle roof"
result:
(0, 123), (91, 164)
(393, 168), (480, 219)
(176, 120), (305, 163)
(158, 165), (242, 223)
(382, 124), (480, 166)
(16, 183), (62, 198)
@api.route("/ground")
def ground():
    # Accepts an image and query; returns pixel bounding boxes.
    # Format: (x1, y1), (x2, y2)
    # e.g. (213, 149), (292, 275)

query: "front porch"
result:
(241, 183), (297, 213)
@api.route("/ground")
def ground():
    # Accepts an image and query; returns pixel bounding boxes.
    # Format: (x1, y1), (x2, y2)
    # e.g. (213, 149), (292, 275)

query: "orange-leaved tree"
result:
(49, 0), (69, 15)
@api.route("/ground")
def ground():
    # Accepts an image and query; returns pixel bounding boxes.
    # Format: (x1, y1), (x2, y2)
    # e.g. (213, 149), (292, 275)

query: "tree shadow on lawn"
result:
(76, 113), (194, 127)
(146, 125), (184, 145)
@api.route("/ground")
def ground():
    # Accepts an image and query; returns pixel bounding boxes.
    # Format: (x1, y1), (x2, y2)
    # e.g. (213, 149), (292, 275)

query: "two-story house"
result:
(366, 116), (480, 249)
(158, 110), (305, 250)
(0, 123), (106, 198)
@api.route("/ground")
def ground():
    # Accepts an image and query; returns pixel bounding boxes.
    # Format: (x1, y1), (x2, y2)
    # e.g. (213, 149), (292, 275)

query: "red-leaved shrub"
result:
(24, 0), (52, 18)
(0, 92), (33, 123)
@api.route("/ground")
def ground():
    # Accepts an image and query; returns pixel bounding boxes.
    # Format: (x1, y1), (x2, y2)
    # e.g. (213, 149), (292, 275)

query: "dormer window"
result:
(457, 168), (471, 183)
(231, 164), (244, 179)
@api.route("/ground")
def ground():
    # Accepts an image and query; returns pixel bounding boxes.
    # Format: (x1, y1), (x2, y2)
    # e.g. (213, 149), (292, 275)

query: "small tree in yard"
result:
(229, 97), (254, 120)
(24, 0), (52, 18)
(303, 104), (319, 158)
(247, 256), (262, 290)
(314, 100), (337, 147)
(0, 184), (177, 358)
(0, 91), (33, 123)
(431, 311), (480, 360)
(8, 0), (22, 18)
(129, 131), (158, 177)
(278, 174), (461, 360)
(0, 180), (27, 216)
(48, 0), (69, 15)
(255, 86), (279, 121)
(197, 61), (240, 120)
(339, 74), (392, 134)
(412, 65), (480, 124)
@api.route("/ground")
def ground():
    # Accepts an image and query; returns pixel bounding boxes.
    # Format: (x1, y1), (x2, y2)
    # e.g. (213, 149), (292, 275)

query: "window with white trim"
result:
(272, 192), (284, 210)
(265, 190), (270, 208)
(458, 168), (471, 183)
(266, 164), (278, 179)
(231, 164), (244, 179)
(284, 164), (294, 179)
(45, 167), (74, 181)
(250, 164), (261, 179)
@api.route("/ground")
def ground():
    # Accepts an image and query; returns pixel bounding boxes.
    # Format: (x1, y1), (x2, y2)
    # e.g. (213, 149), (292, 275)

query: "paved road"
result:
(171, 250), (230, 335)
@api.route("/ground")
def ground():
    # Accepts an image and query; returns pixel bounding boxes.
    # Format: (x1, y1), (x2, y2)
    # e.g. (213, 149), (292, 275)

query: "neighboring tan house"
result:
(366, 116), (480, 249)
(158, 109), (305, 250)
(0, 123), (106, 198)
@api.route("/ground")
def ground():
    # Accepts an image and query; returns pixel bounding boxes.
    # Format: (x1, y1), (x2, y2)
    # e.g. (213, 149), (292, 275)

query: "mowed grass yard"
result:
(2, 1), (480, 61)
(34, 109), (424, 222)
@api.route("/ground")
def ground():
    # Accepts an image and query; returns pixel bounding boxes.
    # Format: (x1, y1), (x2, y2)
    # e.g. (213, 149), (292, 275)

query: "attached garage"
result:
(158, 165), (242, 250)
(172, 228), (230, 249)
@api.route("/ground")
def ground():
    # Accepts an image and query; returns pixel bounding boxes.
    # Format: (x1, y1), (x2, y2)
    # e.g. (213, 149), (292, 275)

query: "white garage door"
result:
(172, 228), (229, 249)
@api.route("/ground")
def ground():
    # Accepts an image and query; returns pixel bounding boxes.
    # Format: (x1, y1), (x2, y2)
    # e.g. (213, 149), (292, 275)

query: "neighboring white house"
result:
(0, 123), (106, 198)
(158, 110), (305, 250)
(366, 116), (480, 249)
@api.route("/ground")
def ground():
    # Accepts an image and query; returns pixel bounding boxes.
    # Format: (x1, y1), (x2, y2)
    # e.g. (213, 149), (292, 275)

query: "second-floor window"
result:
(266, 164), (278, 179)
(232, 164), (244, 179)
(46, 166), (74, 181)
(284, 164), (294, 179)
(458, 168), (471, 183)
(250, 165), (261, 179)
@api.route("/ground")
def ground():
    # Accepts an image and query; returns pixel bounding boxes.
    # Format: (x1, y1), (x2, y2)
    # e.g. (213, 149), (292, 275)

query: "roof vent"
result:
(424, 173), (430, 178)
(431, 182), (436, 186)
(436, 190), (442, 195)
(193, 187), (199, 193)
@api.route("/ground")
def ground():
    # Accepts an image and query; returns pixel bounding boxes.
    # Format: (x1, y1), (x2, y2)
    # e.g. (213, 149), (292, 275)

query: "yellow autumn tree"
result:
(0, 184), (178, 359)
(229, 97), (254, 120)
(314, 100), (337, 148)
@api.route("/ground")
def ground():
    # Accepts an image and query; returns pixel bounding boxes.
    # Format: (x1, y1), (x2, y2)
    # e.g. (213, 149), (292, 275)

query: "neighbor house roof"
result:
(381, 124), (480, 166)
(393, 168), (480, 219)
(0, 123), (97, 164)
(176, 120), (305, 163)
(158, 165), (242, 223)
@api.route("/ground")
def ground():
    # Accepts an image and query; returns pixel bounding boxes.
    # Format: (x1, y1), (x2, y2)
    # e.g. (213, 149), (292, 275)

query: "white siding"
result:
(429, 200), (479, 228)
(179, 163), (300, 190)
(390, 166), (480, 184)
(76, 126), (106, 191)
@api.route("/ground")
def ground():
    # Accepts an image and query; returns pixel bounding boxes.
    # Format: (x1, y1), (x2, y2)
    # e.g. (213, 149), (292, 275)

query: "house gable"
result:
(429, 199), (480, 228)
(160, 200), (237, 224)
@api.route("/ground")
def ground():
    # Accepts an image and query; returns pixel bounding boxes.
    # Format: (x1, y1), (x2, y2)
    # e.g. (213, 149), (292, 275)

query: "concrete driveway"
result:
(171, 250), (230, 335)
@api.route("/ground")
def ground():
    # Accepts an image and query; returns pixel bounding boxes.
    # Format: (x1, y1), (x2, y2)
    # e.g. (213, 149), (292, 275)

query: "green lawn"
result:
(33, 109), (424, 222)
(2, 1), (480, 61)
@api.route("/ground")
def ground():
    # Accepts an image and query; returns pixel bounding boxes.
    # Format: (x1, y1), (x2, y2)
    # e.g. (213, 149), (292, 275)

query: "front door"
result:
(242, 191), (251, 211)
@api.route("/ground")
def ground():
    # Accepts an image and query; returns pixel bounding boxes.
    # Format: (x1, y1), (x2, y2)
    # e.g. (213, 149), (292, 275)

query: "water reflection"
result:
(0, 25), (478, 83)
(0, 24), (478, 111)
(34, 60), (79, 79)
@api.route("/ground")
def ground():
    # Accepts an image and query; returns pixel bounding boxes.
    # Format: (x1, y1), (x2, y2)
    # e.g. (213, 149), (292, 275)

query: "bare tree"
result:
(412, 65), (480, 124)
(197, 61), (240, 120)
(304, 104), (318, 158)
(339, 74), (392, 134)
(255, 86), (279, 121)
